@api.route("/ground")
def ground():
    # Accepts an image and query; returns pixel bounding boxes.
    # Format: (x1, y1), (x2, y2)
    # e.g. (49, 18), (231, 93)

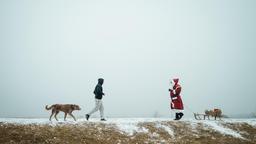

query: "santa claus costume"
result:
(169, 78), (184, 120)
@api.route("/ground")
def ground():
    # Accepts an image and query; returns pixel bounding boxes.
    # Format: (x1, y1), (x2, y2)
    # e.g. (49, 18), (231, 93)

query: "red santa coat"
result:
(170, 83), (184, 110)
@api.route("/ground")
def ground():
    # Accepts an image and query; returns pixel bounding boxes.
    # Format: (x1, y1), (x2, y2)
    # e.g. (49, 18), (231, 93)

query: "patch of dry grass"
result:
(0, 121), (255, 144)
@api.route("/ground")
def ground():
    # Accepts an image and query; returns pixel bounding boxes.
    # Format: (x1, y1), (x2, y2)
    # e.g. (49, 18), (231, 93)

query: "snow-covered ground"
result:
(1, 118), (255, 144)
(0, 118), (171, 125)
(0, 117), (255, 139)
(1, 117), (255, 125)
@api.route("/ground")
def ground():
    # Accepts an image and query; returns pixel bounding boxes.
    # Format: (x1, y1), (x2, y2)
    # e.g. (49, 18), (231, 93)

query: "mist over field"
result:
(0, 0), (256, 119)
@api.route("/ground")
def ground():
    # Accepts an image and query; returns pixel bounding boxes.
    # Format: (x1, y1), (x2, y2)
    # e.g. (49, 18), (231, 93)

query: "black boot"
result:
(174, 113), (179, 120)
(177, 112), (184, 120)
(100, 118), (106, 121)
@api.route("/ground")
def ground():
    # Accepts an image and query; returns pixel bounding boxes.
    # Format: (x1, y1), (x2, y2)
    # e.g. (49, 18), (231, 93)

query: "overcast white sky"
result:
(0, 0), (255, 118)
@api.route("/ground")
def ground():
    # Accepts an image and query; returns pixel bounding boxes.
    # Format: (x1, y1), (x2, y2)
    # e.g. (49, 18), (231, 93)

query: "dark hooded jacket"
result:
(94, 78), (104, 99)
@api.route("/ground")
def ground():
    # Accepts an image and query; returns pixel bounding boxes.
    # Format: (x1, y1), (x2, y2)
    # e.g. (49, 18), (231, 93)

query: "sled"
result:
(194, 113), (210, 120)
(194, 109), (222, 120)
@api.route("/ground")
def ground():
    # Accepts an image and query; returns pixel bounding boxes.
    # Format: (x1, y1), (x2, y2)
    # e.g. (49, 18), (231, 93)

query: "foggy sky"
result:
(0, 0), (256, 118)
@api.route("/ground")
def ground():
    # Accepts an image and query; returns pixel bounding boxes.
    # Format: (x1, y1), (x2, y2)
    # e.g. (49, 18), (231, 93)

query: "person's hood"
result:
(98, 78), (104, 85)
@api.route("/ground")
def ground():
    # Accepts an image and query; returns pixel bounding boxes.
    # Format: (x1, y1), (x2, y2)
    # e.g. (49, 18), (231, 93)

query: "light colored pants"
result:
(88, 99), (104, 119)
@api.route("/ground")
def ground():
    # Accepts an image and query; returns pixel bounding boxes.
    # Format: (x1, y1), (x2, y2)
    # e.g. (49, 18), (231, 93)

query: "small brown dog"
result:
(45, 104), (81, 121)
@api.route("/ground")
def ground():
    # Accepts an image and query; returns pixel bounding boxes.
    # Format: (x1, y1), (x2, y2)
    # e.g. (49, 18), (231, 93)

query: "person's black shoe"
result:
(86, 114), (90, 121)
(177, 112), (184, 120)
(100, 118), (106, 121)
(174, 113), (179, 120)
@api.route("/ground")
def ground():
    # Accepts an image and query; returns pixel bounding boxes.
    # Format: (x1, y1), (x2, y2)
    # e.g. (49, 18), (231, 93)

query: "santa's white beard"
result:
(170, 80), (175, 87)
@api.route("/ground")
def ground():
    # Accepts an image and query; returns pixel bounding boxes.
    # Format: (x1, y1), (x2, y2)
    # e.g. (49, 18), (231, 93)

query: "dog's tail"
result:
(45, 105), (53, 110)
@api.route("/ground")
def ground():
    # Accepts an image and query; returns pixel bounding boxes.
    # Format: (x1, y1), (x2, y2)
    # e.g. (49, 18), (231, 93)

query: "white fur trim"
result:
(173, 109), (184, 113)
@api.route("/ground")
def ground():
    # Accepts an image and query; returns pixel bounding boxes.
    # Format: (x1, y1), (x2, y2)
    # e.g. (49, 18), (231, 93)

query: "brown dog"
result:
(45, 104), (81, 121)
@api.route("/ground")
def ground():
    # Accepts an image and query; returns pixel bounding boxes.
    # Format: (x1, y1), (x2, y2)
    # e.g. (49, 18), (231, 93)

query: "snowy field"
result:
(0, 118), (255, 144)
(0, 117), (255, 136)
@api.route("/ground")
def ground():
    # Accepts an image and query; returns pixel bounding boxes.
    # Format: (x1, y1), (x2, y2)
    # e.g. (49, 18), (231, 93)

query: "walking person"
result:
(86, 78), (106, 121)
(169, 78), (184, 120)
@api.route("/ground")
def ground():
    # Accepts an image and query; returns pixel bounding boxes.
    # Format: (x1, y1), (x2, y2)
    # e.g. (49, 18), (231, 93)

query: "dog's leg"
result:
(69, 113), (76, 121)
(54, 111), (59, 121)
(64, 113), (67, 121)
(49, 110), (54, 121)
